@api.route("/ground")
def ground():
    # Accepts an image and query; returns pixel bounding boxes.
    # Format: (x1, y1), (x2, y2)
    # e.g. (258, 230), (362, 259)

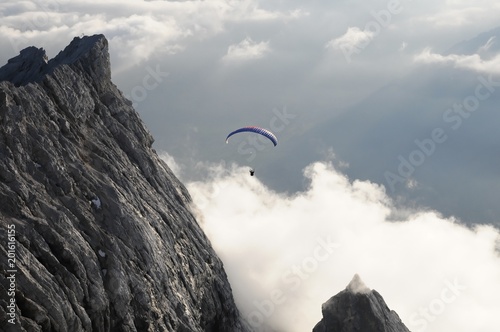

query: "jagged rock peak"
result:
(313, 275), (410, 332)
(0, 46), (48, 86)
(0, 34), (110, 87)
(346, 273), (371, 294)
(0, 35), (249, 332)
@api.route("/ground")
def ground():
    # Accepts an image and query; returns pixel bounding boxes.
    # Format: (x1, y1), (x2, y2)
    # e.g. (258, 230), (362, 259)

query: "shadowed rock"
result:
(0, 35), (249, 332)
(313, 274), (410, 332)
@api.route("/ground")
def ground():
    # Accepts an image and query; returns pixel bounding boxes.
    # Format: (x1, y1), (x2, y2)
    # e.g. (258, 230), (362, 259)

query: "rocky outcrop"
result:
(313, 274), (410, 332)
(0, 35), (249, 332)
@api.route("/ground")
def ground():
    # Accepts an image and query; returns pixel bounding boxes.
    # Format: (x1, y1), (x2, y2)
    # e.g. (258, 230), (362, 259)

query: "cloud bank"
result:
(0, 0), (303, 72)
(183, 160), (500, 332)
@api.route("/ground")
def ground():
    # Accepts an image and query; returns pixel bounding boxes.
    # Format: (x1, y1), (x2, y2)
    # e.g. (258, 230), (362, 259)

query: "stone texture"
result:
(313, 275), (410, 332)
(0, 35), (249, 332)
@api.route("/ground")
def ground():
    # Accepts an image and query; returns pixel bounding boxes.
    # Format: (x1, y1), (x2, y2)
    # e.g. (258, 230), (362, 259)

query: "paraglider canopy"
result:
(225, 126), (278, 146)
(225, 126), (276, 177)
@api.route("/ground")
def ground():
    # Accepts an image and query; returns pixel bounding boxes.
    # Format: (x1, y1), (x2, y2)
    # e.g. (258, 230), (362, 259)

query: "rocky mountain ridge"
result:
(313, 274), (410, 332)
(0, 34), (249, 332)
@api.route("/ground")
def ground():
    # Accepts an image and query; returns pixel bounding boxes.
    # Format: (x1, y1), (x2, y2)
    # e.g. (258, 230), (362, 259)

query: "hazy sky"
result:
(2, 1), (500, 331)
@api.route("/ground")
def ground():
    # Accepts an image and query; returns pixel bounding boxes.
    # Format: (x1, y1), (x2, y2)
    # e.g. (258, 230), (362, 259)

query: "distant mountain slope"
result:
(446, 26), (500, 55)
(293, 26), (500, 225)
(0, 35), (249, 332)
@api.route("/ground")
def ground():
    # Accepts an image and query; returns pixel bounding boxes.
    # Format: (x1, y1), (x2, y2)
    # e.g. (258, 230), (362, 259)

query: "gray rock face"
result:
(313, 275), (410, 332)
(0, 35), (249, 332)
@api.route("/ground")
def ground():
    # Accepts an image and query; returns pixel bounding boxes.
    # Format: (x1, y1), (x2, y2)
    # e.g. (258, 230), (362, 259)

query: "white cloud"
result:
(0, 0), (300, 71)
(326, 26), (374, 52)
(222, 37), (270, 62)
(187, 161), (500, 332)
(325, 26), (376, 62)
(158, 151), (183, 179)
(418, 3), (500, 28)
(414, 48), (500, 74)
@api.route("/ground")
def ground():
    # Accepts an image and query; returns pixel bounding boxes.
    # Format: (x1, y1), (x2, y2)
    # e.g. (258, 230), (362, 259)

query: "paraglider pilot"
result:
(249, 169), (255, 176)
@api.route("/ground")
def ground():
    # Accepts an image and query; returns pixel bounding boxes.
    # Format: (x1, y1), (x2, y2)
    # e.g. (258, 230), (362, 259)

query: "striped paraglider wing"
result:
(225, 126), (278, 146)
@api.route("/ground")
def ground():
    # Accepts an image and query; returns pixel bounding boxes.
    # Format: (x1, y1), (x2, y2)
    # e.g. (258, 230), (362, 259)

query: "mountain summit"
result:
(0, 35), (248, 332)
(313, 274), (410, 332)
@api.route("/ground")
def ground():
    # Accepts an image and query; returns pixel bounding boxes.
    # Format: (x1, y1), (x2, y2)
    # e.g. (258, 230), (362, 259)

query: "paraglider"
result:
(225, 126), (278, 146)
(225, 126), (277, 176)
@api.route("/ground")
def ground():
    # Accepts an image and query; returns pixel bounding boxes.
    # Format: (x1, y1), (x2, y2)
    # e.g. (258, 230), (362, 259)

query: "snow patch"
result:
(91, 197), (101, 209)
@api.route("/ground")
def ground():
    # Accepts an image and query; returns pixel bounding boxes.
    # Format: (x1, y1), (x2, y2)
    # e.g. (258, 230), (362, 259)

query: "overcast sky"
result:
(2, 1), (500, 331)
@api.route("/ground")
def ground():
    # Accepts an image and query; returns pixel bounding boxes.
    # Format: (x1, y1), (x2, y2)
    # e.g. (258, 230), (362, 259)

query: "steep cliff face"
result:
(0, 35), (249, 332)
(313, 275), (410, 332)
